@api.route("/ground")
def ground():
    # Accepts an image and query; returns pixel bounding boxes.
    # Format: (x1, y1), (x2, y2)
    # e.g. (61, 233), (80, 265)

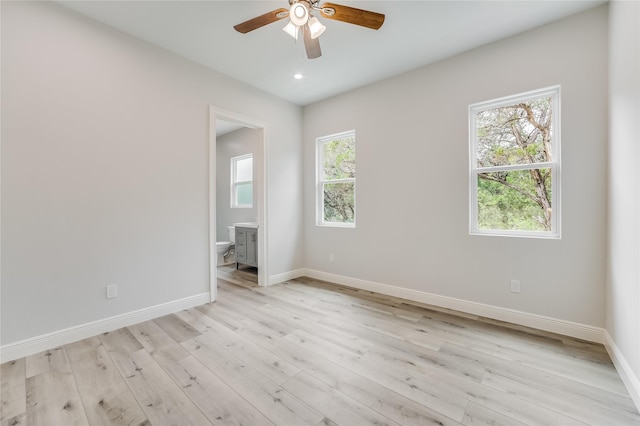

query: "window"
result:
(231, 154), (253, 208)
(469, 86), (560, 238)
(317, 131), (356, 227)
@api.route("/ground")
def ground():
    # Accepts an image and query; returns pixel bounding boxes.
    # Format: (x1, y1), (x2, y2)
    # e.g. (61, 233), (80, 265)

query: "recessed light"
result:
(294, 73), (303, 80)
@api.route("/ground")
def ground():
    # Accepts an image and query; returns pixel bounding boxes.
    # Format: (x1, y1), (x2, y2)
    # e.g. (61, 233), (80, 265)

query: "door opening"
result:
(209, 106), (268, 301)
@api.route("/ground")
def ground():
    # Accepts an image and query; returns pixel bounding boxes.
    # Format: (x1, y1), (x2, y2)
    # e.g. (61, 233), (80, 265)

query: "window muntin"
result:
(469, 86), (560, 238)
(231, 154), (253, 208)
(317, 131), (356, 227)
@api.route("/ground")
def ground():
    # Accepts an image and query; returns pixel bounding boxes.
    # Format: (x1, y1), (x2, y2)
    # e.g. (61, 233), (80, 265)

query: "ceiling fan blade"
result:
(234, 8), (289, 34)
(319, 2), (385, 30)
(303, 24), (322, 59)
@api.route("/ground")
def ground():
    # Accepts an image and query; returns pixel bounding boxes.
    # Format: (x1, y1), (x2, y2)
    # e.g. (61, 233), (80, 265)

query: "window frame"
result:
(316, 130), (356, 228)
(230, 153), (253, 209)
(469, 86), (561, 239)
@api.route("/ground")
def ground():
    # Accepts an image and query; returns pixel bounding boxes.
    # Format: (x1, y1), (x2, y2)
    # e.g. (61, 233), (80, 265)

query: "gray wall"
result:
(216, 127), (261, 240)
(607, 0), (640, 387)
(3, 2), (637, 400)
(1, 1), (303, 345)
(303, 6), (608, 327)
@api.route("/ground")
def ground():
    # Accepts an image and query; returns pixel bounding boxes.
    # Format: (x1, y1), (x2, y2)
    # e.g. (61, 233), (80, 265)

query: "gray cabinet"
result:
(235, 226), (258, 269)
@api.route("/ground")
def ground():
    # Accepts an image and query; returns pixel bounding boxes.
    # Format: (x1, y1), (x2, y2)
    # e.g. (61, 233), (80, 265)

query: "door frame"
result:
(209, 106), (268, 301)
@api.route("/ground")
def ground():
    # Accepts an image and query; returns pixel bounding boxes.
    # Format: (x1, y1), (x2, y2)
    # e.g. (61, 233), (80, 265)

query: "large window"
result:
(469, 86), (560, 238)
(317, 131), (356, 227)
(231, 154), (253, 208)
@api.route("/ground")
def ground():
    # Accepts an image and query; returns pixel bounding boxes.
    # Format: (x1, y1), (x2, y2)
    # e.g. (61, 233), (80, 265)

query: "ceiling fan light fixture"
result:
(308, 16), (326, 39)
(283, 21), (299, 40)
(234, 1), (385, 60)
(289, 2), (309, 26)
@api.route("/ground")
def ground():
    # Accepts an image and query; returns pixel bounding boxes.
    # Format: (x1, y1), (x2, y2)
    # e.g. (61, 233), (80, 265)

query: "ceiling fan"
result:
(234, 0), (385, 59)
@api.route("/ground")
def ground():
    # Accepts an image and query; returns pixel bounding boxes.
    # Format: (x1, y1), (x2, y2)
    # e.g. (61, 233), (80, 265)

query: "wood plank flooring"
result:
(2, 266), (639, 426)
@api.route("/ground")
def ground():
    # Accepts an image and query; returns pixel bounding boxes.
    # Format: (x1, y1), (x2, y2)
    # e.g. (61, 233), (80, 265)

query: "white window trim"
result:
(231, 153), (253, 208)
(316, 130), (356, 228)
(469, 86), (561, 239)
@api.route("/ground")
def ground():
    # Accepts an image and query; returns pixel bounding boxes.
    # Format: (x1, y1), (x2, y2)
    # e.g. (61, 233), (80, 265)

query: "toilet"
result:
(216, 226), (236, 266)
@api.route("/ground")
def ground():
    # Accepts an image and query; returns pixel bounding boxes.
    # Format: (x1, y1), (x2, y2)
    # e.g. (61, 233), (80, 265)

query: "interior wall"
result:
(607, 0), (640, 389)
(303, 6), (608, 327)
(216, 127), (261, 240)
(0, 1), (303, 346)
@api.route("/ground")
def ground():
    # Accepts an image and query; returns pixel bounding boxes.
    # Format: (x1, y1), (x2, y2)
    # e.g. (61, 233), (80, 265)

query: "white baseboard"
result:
(0, 292), (210, 363)
(269, 268), (306, 286)
(604, 331), (640, 411)
(302, 269), (605, 343)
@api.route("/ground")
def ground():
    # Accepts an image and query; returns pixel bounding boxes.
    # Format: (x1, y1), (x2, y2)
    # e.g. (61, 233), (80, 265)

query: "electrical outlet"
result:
(510, 279), (521, 293)
(106, 284), (118, 299)
(329, 253), (335, 263)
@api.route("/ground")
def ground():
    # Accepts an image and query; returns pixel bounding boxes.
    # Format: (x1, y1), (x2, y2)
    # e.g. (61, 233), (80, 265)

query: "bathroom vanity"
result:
(234, 223), (258, 269)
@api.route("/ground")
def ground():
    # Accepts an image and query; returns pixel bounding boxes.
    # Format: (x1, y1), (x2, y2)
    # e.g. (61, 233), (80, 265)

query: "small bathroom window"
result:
(231, 154), (253, 208)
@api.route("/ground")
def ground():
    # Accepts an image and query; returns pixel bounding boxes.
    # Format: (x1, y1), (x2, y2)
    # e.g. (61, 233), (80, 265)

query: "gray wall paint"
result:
(303, 6), (608, 327)
(1, 1), (303, 345)
(216, 127), (261, 240)
(607, 0), (640, 381)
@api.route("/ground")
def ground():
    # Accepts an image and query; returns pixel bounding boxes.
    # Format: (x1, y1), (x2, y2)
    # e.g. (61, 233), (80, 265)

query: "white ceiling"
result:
(57, 0), (605, 106)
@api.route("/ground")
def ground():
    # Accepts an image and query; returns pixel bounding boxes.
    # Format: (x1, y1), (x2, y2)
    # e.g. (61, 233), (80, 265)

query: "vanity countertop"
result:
(233, 222), (259, 229)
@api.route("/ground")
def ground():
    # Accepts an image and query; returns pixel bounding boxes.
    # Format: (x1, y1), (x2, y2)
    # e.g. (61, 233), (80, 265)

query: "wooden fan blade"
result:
(320, 2), (384, 30)
(234, 8), (289, 34)
(303, 24), (322, 59)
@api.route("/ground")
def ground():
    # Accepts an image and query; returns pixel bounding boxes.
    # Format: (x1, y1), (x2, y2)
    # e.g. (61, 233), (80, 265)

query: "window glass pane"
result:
(477, 168), (552, 232)
(235, 182), (253, 206)
(323, 182), (355, 223)
(323, 137), (355, 180)
(476, 97), (553, 168)
(235, 157), (253, 182)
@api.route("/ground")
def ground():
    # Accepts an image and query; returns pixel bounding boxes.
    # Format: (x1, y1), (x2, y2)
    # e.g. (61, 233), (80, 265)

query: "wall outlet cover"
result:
(106, 285), (118, 299)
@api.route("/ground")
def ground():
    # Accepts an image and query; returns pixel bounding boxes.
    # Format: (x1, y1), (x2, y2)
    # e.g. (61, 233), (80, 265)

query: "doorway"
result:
(209, 106), (268, 302)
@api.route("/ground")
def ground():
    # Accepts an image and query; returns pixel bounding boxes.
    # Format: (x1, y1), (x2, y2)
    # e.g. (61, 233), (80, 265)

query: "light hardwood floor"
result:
(2, 266), (639, 426)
